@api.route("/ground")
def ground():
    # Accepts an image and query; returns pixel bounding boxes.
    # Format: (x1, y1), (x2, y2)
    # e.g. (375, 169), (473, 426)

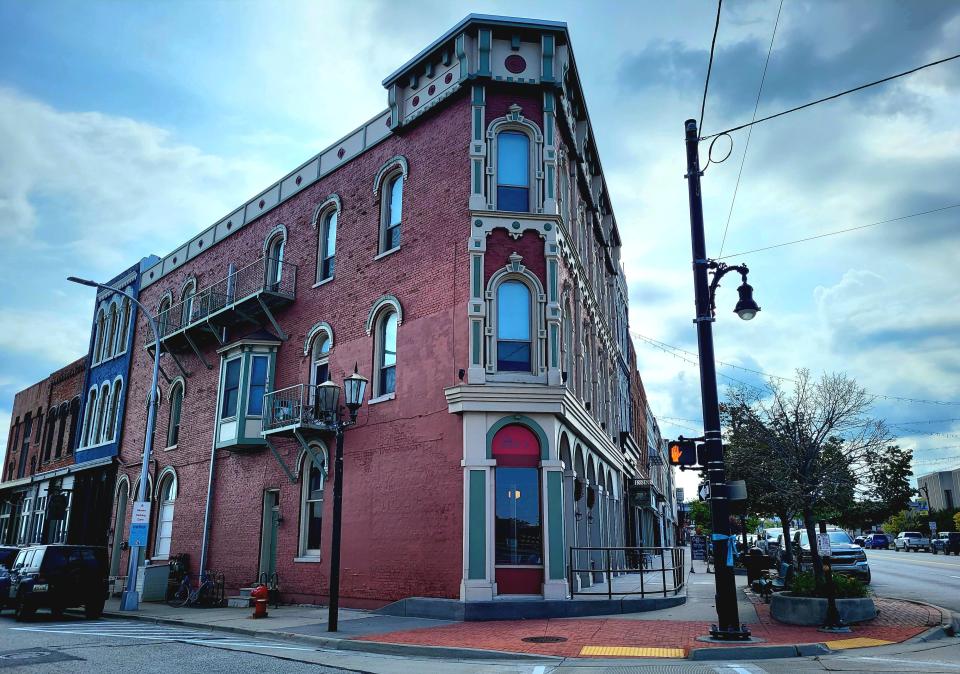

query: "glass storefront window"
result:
(495, 467), (542, 565)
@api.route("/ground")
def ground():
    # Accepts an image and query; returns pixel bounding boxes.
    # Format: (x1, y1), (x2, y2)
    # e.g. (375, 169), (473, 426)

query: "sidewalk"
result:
(103, 568), (951, 660)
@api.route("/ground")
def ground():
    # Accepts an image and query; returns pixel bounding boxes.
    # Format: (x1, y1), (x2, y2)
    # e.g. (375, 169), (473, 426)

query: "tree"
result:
(725, 370), (894, 584)
(954, 511), (960, 531)
(688, 499), (712, 534)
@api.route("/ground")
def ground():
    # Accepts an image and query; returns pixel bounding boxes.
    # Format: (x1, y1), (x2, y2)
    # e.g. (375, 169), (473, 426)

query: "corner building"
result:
(113, 14), (655, 606)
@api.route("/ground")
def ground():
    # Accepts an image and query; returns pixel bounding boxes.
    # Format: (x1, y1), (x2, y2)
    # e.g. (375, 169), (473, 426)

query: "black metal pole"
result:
(820, 520), (847, 631)
(327, 424), (345, 632)
(684, 119), (749, 639)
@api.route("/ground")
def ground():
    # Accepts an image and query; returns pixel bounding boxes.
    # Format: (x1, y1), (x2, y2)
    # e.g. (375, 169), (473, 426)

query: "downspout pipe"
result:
(199, 357), (225, 573)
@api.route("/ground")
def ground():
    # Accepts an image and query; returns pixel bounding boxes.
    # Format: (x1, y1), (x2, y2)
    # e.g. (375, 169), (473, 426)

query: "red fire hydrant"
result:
(251, 584), (269, 619)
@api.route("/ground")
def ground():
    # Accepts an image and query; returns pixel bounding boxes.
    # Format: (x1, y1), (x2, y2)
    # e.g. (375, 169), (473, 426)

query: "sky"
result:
(0, 0), (958, 499)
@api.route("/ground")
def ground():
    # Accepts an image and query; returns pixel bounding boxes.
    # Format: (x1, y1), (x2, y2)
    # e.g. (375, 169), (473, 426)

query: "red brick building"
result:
(107, 14), (663, 608)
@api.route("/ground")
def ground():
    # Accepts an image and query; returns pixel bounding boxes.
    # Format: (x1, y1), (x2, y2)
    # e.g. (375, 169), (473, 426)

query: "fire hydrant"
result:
(251, 584), (269, 619)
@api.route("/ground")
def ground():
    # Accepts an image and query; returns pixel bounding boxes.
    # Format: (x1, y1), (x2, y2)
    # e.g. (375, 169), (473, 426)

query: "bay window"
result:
(215, 337), (279, 450)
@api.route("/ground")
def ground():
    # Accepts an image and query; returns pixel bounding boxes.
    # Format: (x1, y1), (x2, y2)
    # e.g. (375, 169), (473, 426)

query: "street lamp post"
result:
(682, 119), (759, 640)
(68, 276), (161, 612)
(314, 366), (368, 633)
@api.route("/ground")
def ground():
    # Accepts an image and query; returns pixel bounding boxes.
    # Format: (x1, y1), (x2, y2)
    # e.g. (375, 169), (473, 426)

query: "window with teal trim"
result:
(497, 131), (529, 212)
(221, 358), (241, 418)
(247, 355), (269, 416)
(496, 280), (531, 372)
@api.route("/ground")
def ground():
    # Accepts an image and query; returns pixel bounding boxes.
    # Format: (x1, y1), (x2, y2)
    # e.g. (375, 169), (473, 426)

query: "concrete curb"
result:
(98, 610), (557, 662)
(689, 643), (830, 661)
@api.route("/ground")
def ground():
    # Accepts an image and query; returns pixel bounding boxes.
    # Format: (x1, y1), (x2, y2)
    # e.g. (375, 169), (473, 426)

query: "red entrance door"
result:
(492, 424), (544, 595)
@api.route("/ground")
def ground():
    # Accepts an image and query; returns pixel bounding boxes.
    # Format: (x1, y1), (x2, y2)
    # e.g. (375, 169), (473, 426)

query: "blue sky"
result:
(1, 1), (959, 495)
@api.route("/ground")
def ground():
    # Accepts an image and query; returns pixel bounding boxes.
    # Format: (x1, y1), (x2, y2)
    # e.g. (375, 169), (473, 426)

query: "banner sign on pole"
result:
(129, 500), (150, 547)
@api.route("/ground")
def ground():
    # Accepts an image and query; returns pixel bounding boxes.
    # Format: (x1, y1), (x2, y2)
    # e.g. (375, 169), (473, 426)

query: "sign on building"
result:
(129, 500), (150, 547)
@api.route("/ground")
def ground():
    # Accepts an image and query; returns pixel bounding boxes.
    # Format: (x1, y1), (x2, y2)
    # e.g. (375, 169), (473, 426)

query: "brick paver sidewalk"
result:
(354, 594), (945, 658)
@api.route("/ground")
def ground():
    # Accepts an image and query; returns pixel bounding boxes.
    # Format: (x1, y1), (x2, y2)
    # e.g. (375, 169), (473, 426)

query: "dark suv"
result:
(932, 532), (960, 555)
(7, 545), (108, 620)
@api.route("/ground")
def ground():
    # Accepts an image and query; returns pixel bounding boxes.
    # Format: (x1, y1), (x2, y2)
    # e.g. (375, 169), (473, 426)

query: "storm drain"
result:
(521, 635), (569, 643)
(0, 649), (82, 668)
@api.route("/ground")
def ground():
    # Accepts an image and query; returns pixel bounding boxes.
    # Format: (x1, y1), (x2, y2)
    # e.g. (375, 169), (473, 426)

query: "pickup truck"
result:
(894, 531), (930, 552)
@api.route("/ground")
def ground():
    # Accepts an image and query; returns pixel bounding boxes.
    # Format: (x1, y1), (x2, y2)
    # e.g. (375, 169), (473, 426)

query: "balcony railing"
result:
(262, 384), (331, 434)
(147, 256), (296, 348)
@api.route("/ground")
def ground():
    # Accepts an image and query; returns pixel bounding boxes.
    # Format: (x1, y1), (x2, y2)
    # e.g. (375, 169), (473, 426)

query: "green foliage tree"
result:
(688, 499), (712, 534)
(954, 511), (960, 532)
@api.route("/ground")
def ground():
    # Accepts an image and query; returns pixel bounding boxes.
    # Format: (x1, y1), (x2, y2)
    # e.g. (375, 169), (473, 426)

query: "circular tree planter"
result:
(770, 592), (877, 626)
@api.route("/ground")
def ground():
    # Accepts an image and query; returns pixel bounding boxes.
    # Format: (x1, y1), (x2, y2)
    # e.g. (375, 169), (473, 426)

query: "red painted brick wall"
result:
(484, 229), (546, 287)
(485, 84), (543, 128)
(114, 92), (473, 605)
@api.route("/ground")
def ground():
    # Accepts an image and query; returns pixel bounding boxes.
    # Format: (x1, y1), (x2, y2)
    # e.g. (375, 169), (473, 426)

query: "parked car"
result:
(854, 535), (866, 547)
(758, 528), (783, 557)
(932, 532), (960, 555)
(6, 545), (108, 620)
(792, 529), (871, 583)
(864, 533), (891, 549)
(894, 531), (931, 552)
(0, 546), (19, 606)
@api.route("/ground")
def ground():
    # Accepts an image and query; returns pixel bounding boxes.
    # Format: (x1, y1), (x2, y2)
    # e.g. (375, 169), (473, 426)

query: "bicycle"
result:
(167, 570), (216, 608)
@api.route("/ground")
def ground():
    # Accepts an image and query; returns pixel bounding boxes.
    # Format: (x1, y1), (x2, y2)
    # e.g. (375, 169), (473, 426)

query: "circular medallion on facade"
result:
(428, 84), (436, 95)
(295, 175), (302, 186)
(226, 220), (233, 229)
(505, 55), (527, 74)
(385, 117), (391, 126)
(198, 239), (203, 248)
(474, 219), (483, 227)
(511, 221), (521, 230)
(444, 72), (453, 84)
(172, 257), (178, 264)
(259, 199), (266, 209)
(337, 147), (345, 159)
(412, 95), (420, 107)
(543, 223), (552, 231)
(149, 271), (154, 279)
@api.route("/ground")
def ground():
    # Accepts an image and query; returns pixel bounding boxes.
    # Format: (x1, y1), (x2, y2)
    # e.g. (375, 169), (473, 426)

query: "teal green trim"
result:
(456, 33), (467, 79)
(468, 470), (486, 579)
(472, 85), (485, 105)
(548, 259), (558, 301)
(473, 159), (482, 193)
(472, 256), (482, 298)
(547, 164), (555, 199)
(546, 115), (554, 147)
(471, 321), (481, 365)
(550, 324), (559, 367)
(478, 29), (491, 76)
(473, 108), (482, 142)
(486, 415), (549, 460)
(547, 471), (564, 579)
(541, 35), (555, 82)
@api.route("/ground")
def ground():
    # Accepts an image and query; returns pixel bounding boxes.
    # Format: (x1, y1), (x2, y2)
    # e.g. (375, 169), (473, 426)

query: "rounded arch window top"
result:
(303, 321), (335, 356)
(372, 156), (409, 197)
(365, 295), (403, 335)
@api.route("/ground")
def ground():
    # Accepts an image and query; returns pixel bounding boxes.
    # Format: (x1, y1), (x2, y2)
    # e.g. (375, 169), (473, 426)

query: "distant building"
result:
(917, 468), (959, 511)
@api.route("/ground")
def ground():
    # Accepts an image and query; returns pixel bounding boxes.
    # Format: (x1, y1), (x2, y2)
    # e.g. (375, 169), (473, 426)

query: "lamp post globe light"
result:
(682, 120), (761, 641)
(67, 276), (161, 612)
(316, 365), (367, 633)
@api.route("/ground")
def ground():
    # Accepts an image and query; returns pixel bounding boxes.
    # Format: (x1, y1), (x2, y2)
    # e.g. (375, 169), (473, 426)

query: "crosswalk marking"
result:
(11, 620), (315, 652)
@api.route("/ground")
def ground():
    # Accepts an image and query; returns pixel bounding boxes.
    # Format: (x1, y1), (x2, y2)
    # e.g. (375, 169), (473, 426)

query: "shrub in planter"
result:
(790, 571), (869, 599)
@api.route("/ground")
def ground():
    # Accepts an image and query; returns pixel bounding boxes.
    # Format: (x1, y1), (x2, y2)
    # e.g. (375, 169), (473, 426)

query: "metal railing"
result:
(568, 546), (686, 599)
(150, 256), (297, 342)
(262, 383), (331, 432)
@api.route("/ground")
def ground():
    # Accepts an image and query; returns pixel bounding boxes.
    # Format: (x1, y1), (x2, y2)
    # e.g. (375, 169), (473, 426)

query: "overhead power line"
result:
(632, 331), (960, 406)
(698, 0), (724, 134)
(700, 51), (960, 141)
(718, 0), (783, 259)
(716, 203), (960, 261)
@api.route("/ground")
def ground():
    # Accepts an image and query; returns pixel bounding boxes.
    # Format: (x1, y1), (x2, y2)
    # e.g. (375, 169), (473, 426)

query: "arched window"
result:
(167, 381), (183, 448)
(265, 234), (285, 291)
(104, 303), (118, 359)
(42, 409), (57, 462)
(82, 388), (97, 447)
(380, 173), (403, 253)
(497, 131), (530, 212)
(55, 402), (68, 458)
(66, 397), (79, 454)
(116, 296), (131, 354)
(317, 209), (337, 282)
(94, 383), (110, 444)
(496, 280), (532, 372)
(158, 296), (172, 337)
(299, 449), (326, 557)
(310, 333), (331, 387)
(180, 280), (196, 327)
(374, 310), (398, 396)
(94, 308), (106, 363)
(154, 471), (177, 560)
(105, 379), (122, 443)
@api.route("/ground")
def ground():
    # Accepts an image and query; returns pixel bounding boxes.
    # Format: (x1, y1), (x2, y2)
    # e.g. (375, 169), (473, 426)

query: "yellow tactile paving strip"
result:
(823, 637), (894, 650)
(579, 646), (686, 658)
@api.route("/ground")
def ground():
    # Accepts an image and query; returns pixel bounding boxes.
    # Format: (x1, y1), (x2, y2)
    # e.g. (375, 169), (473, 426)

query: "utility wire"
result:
(700, 51), (960, 140)
(632, 331), (960, 406)
(717, 203), (960, 261)
(718, 0), (783, 259)
(698, 0), (724, 135)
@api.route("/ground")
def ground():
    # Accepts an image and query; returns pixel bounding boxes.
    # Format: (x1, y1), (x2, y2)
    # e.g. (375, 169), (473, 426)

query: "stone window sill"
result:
(368, 392), (396, 406)
(374, 246), (400, 261)
(312, 276), (334, 289)
(294, 556), (323, 563)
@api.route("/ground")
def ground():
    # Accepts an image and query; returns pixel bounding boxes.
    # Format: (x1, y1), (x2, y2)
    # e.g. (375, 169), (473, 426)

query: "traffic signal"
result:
(668, 438), (697, 466)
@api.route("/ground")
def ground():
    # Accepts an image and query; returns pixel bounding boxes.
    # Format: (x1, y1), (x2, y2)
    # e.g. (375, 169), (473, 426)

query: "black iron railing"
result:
(262, 383), (332, 432)
(568, 546), (686, 599)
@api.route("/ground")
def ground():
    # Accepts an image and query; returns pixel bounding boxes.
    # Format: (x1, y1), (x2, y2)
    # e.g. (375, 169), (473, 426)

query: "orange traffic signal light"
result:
(668, 438), (697, 466)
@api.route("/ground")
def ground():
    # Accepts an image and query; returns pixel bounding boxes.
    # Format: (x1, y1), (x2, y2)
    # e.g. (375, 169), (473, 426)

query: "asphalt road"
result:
(866, 547), (960, 613)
